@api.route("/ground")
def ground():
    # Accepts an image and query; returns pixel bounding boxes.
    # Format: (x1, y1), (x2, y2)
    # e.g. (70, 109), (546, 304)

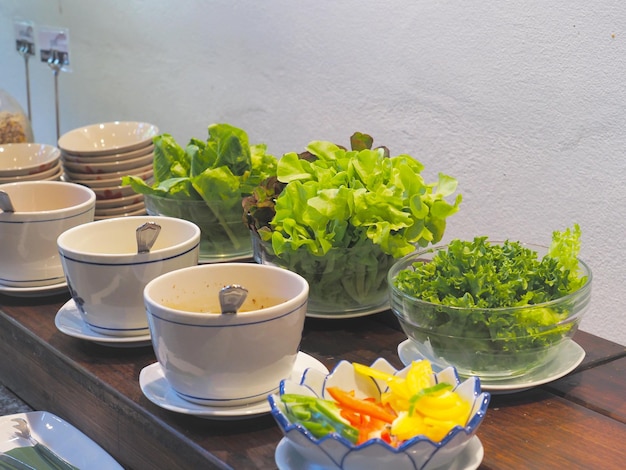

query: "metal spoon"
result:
(219, 284), (248, 314)
(0, 190), (15, 213)
(136, 221), (161, 254)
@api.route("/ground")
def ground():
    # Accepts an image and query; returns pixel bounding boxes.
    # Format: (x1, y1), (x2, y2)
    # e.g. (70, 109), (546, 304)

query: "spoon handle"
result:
(136, 222), (161, 253)
(0, 190), (15, 212)
(219, 284), (248, 314)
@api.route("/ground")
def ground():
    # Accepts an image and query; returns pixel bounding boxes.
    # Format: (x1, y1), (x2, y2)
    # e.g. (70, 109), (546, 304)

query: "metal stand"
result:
(47, 51), (62, 141)
(17, 45), (32, 122)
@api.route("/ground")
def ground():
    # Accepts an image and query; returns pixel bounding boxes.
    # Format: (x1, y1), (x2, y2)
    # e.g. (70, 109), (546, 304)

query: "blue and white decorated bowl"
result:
(269, 358), (490, 470)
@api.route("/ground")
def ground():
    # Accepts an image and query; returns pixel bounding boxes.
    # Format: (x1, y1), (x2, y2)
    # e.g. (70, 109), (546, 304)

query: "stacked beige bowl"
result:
(58, 121), (158, 220)
(0, 143), (63, 183)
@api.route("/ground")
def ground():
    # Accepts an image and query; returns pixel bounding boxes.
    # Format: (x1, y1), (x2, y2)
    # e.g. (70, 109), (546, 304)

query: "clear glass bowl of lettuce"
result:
(245, 133), (462, 317)
(252, 233), (397, 316)
(388, 226), (592, 379)
(143, 194), (251, 261)
(123, 123), (277, 262)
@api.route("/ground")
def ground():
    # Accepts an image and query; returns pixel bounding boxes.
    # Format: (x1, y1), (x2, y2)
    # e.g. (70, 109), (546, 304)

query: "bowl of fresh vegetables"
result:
(269, 358), (490, 470)
(388, 225), (592, 379)
(245, 132), (462, 317)
(124, 123), (277, 262)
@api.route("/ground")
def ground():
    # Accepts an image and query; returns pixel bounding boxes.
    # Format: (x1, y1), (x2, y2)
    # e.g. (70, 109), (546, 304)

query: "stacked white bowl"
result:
(0, 143), (63, 183)
(58, 121), (158, 220)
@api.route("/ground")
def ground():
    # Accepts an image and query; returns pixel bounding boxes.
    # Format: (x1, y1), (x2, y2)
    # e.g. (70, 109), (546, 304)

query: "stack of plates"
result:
(0, 143), (63, 183)
(58, 121), (158, 220)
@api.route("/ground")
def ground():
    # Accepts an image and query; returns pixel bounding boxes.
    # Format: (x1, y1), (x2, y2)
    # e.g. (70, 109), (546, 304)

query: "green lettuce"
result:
(245, 133), (461, 312)
(393, 225), (586, 308)
(392, 225), (589, 373)
(122, 123), (277, 254)
(123, 123), (277, 202)
(250, 138), (461, 259)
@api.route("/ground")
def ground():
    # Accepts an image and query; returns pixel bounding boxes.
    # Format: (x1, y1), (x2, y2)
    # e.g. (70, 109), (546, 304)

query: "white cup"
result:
(143, 263), (309, 406)
(0, 181), (96, 287)
(57, 216), (201, 337)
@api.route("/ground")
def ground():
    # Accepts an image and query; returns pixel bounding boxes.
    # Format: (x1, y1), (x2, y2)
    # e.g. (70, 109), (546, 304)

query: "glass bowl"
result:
(252, 233), (395, 317)
(388, 244), (592, 379)
(144, 193), (252, 262)
(268, 358), (490, 470)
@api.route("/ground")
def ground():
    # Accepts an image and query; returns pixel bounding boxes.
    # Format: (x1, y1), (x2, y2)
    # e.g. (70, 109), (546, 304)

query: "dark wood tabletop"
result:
(0, 289), (624, 469)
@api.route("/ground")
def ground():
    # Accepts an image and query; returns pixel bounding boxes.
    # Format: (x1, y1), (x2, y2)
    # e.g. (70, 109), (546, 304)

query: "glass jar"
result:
(0, 88), (33, 144)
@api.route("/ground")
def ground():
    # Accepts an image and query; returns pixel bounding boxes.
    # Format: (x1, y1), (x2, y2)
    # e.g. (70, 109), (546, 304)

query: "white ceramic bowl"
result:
(0, 143), (60, 176)
(143, 263), (309, 406)
(41, 166), (64, 181)
(64, 162), (153, 181)
(92, 183), (138, 200)
(62, 152), (154, 175)
(269, 358), (491, 470)
(0, 161), (63, 183)
(94, 193), (144, 209)
(66, 168), (153, 189)
(94, 207), (147, 221)
(94, 201), (146, 217)
(0, 181), (96, 287)
(57, 121), (159, 156)
(61, 144), (154, 164)
(57, 216), (201, 337)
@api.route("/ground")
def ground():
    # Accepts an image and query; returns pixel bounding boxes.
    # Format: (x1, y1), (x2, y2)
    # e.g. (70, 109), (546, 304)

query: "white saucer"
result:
(139, 352), (329, 420)
(54, 298), (152, 348)
(0, 280), (68, 298)
(397, 339), (586, 394)
(306, 302), (389, 319)
(275, 435), (484, 470)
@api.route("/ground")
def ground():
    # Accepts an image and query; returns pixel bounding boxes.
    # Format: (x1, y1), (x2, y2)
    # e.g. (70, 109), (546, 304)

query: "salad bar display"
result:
(0, 115), (618, 470)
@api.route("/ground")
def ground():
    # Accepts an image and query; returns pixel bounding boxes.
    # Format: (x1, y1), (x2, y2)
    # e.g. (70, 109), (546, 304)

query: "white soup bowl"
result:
(57, 215), (200, 337)
(0, 181), (95, 287)
(143, 262), (309, 406)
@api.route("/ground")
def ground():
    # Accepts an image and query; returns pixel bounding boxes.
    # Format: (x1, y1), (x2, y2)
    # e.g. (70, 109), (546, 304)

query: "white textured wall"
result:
(1, 1), (625, 345)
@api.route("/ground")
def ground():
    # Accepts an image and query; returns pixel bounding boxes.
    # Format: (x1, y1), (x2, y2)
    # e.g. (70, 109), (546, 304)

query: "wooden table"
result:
(0, 290), (625, 469)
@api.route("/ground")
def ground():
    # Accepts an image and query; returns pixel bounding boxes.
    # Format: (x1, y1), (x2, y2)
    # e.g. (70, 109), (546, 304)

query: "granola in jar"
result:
(0, 89), (33, 144)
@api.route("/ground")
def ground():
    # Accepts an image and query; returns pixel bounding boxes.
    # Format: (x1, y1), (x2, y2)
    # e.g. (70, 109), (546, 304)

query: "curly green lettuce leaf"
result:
(394, 225), (585, 308)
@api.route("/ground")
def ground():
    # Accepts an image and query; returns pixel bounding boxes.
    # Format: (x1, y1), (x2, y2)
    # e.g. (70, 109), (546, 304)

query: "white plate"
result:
(306, 302), (389, 319)
(0, 411), (123, 469)
(275, 435), (484, 470)
(55, 298), (152, 348)
(397, 339), (586, 394)
(0, 280), (68, 298)
(139, 352), (329, 420)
